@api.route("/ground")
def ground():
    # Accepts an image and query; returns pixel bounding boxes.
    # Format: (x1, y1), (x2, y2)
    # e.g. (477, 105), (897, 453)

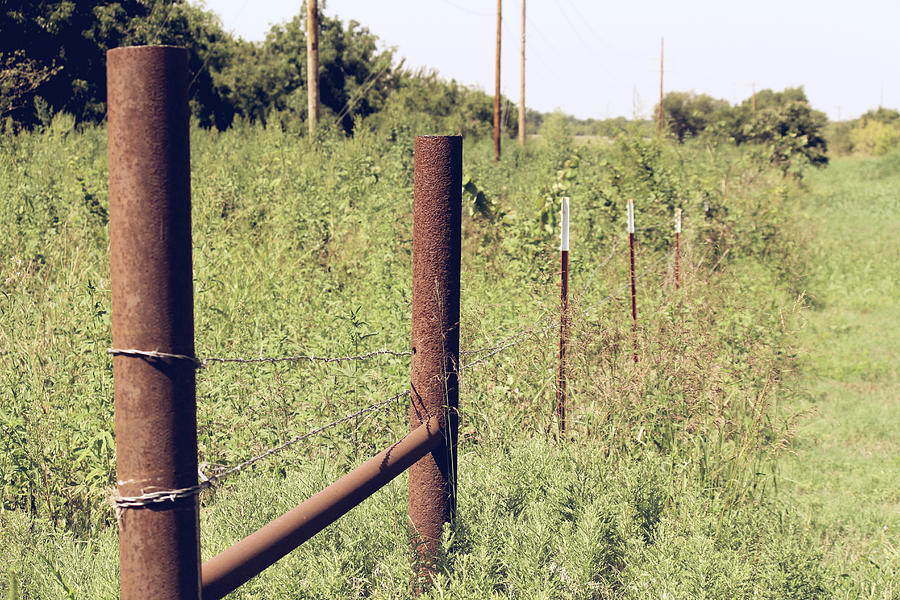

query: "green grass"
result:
(779, 151), (900, 599)
(0, 117), (863, 598)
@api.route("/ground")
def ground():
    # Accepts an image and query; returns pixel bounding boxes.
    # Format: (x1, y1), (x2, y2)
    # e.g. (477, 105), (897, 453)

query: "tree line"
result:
(3, 0), (853, 172)
(0, 0), (511, 136)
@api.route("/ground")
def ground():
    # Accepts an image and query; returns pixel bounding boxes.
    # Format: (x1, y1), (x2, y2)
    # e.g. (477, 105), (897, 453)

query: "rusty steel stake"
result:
(675, 207), (682, 290)
(628, 199), (638, 363)
(410, 136), (462, 589)
(107, 46), (199, 600)
(557, 197), (570, 433)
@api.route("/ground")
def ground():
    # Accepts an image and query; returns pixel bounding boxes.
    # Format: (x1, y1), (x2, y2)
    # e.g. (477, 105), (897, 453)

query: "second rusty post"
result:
(557, 197), (570, 433)
(409, 135), (462, 589)
(107, 46), (199, 599)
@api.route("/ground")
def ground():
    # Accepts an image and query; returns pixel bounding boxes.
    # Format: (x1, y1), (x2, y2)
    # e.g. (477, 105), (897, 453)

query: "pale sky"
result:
(200, 0), (899, 122)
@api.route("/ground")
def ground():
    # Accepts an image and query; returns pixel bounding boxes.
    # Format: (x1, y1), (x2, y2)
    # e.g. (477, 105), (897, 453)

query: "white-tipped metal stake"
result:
(557, 197), (570, 433)
(627, 199), (637, 363)
(675, 207), (682, 289)
(627, 198), (635, 234)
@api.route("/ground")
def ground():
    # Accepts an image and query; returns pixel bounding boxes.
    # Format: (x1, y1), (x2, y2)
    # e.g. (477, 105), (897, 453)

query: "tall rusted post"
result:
(409, 136), (462, 590)
(674, 207), (682, 289)
(557, 197), (569, 433)
(107, 46), (199, 599)
(494, 0), (502, 162)
(628, 199), (638, 363)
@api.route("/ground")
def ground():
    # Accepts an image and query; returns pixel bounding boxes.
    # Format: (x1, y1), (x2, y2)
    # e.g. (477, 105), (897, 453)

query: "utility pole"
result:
(632, 86), (638, 120)
(518, 0), (525, 146)
(752, 82), (756, 113)
(494, 0), (502, 162)
(307, 0), (319, 135)
(656, 37), (664, 136)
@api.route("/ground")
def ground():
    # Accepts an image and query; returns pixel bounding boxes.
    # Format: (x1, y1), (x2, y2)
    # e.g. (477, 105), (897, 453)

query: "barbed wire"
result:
(107, 347), (411, 370)
(460, 246), (672, 371)
(109, 240), (678, 507)
(461, 314), (557, 371)
(460, 308), (557, 356)
(201, 348), (411, 367)
(582, 251), (671, 318)
(577, 233), (627, 300)
(112, 389), (409, 511)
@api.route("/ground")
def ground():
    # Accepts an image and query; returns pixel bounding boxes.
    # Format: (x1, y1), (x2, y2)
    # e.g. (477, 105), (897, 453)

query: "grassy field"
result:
(781, 152), (900, 599)
(0, 116), (893, 598)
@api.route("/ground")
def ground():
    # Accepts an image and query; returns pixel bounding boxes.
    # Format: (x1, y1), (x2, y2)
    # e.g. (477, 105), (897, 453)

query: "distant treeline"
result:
(6, 0), (878, 169)
(657, 88), (900, 160)
(827, 107), (900, 156)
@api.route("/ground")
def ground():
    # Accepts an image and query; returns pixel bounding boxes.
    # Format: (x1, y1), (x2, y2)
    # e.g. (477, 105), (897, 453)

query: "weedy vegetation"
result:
(0, 112), (894, 598)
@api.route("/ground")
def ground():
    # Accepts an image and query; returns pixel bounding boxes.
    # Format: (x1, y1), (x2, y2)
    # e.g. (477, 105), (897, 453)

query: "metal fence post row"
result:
(409, 135), (462, 588)
(675, 207), (682, 289)
(107, 45), (200, 600)
(557, 197), (570, 433)
(628, 199), (638, 363)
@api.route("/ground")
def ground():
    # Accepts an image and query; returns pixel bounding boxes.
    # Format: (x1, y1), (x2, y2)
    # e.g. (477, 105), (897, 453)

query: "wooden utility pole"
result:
(518, 0), (526, 146)
(494, 0), (502, 162)
(752, 82), (756, 113)
(656, 37), (664, 136)
(307, 0), (319, 135)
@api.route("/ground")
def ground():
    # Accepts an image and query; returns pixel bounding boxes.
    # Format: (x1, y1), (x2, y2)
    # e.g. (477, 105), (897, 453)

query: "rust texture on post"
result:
(201, 416), (444, 600)
(494, 0), (502, 161)
(107, 45), (199, 599)
(628, 200), (638, 363)
(557, 249), (568, 431)
(675, 231), (681, 289)
(556, 196), (569, 433)
(410, 135), (462, 585)
(629, 233), (638, 363)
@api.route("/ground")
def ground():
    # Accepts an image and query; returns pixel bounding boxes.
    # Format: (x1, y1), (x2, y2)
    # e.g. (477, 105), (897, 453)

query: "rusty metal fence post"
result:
(409, 136), (462, 588)
(628, 199), (638, 363)
(107, 46), (199, 599)
(557, 197), (570, 433)
(674, 207), (682, 290)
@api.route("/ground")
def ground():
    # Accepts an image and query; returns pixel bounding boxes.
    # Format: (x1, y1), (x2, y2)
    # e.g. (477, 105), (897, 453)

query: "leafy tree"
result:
(1, 1), (236, 128)
(363, 67), (502, 139)
(213, 6), (398, 133)
(0, 50), (59, 123)
(850, 119), (900, 156)
(857, 107), (900, 126)
(744, 99), (829, 174)
(659, 91), (728, 142)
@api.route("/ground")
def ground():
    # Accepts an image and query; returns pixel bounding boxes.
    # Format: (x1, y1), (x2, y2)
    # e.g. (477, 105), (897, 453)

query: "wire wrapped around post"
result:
(409, 135), (462, 592)
(107, 45), (200, 600)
